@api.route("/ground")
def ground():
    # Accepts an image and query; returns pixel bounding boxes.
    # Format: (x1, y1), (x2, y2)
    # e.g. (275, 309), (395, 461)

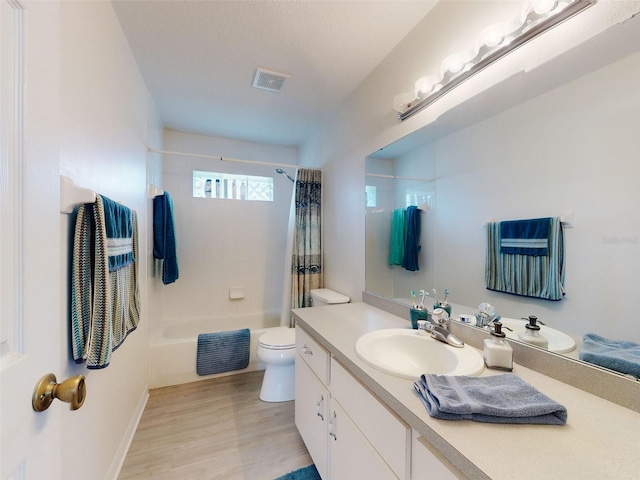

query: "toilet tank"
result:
(310, 288), (350, 307)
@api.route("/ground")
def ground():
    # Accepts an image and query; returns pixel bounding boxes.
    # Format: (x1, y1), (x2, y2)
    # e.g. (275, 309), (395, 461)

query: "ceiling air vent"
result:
(252, 68), (289, 93)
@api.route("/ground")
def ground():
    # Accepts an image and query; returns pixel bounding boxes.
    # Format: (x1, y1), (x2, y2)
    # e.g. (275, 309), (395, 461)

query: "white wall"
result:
(160, 130), (297, 327)
(57, 2), (162, 479)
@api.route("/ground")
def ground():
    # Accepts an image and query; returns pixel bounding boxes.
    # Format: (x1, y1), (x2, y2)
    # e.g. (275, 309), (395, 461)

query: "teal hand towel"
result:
(414, 374), (567, 425)
(388, 208), (405, 265)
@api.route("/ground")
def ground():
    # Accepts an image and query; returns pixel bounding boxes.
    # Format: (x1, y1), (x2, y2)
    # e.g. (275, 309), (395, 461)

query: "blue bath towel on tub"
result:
(413, 374), (567, 425)
(197, 328), (250, 376)
(579, 333), (640, 379)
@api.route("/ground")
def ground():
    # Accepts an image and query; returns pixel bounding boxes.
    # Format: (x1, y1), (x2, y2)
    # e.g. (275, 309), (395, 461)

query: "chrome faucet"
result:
(476, 303), (500, 328)
(417, 308), (465, 348)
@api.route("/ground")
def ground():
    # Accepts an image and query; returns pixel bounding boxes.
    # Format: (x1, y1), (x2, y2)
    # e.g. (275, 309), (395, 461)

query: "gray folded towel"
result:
(413, 374), (567, 425)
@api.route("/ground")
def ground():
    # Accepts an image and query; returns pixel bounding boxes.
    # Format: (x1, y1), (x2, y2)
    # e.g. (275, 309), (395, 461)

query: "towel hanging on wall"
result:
(402, 206), (421, 271)
(153, 192), (179, 284)
(486, 217), (565, 301)
(387, 206), (421, 271)
(71, 195), (140, 369)
(388, 208), (406, 266)
(500, 217), (551, 256)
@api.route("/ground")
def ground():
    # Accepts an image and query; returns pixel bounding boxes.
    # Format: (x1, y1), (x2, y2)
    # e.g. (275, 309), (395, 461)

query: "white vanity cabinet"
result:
(295, 325), (409, 479)
(295, 327), (331, 479)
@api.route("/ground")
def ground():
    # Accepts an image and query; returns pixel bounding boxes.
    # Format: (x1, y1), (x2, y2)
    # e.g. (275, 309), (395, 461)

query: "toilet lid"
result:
(259, 328), (296, 350)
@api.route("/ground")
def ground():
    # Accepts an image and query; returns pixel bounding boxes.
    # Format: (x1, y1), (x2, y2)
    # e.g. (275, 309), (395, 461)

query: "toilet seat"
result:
(258, 328), (295, 350)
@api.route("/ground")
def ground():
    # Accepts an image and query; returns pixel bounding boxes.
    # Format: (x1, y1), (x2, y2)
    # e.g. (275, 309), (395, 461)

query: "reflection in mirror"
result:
(365, 155), (436, 301)
(365, 18), (640, 379)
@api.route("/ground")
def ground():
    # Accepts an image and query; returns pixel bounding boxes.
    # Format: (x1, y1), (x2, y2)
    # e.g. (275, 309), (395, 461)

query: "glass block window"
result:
(193, 170), (274, 201)
(365, 185), (377, 208)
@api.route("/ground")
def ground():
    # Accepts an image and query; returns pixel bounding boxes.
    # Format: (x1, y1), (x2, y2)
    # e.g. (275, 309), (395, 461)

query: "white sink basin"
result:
(355, 328), (485, 379)
(498, 317), (576, 353)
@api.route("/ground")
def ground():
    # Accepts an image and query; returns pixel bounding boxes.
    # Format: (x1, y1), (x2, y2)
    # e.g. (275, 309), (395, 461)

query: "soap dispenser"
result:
(484, 322), (513, 371)
(517, 315), (549, 349)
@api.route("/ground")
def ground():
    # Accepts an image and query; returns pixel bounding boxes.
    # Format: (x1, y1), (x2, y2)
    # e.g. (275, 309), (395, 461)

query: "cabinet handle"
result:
(328, 411), (337, 441)
(302, 344), (313, 355)
(316, 394), (324, 421)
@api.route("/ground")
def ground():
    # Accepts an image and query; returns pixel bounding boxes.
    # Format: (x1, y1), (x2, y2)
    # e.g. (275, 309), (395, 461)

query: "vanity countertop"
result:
(292, 302), (640, 480)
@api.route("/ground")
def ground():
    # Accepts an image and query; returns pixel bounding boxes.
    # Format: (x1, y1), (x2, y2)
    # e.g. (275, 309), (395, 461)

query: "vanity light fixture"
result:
(394, 0), (595, 121)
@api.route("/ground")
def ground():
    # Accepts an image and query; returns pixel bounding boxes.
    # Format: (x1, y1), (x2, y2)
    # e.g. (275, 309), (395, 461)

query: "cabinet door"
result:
(329, 400), (397, 480)
(331, 358), (410, 479)
(295, 355), (329, 479)
(411, 432), (461, 480)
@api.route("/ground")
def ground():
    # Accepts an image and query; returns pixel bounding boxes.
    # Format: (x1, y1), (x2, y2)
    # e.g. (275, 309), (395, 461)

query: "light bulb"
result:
(533, 0), (557, 15)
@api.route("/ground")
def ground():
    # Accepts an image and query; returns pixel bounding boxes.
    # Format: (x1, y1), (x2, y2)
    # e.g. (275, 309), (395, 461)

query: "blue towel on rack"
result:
(500, 217), (552, 256)
(102, 195), (133, 271)
(71, 195), (140, 369)
(579, 333), (640, 379)
(486, 217), (565, 301)
(388, 208), (406, 266)
(402, 206), (421, 271)
(153, 192), (179, 285)
(413, 374), (567, 425)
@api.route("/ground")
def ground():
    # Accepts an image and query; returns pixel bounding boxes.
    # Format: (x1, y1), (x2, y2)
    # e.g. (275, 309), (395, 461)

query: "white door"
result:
(1, 1), (62, 478)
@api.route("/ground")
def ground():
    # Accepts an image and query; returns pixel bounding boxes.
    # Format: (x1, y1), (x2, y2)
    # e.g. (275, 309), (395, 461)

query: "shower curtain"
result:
(290, 169), (323, 319)
(279, 170), (298, 327)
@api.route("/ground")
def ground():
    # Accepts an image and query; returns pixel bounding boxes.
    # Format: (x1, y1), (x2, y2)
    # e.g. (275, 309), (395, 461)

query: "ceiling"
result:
(111, 0), (438, 148)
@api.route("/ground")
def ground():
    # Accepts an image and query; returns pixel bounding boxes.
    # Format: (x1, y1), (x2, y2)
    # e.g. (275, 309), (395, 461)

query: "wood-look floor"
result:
(119, 371), (312, 480)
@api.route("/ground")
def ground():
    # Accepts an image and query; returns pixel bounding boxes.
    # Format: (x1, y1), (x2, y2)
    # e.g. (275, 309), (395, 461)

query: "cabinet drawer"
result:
(331, 358), (410, 480)
(296, 326), (330, 385)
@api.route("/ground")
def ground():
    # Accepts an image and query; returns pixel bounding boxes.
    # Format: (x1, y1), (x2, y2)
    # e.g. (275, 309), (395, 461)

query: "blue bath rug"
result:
(196, 328), (250, 376)
(274, 465), (321, 480)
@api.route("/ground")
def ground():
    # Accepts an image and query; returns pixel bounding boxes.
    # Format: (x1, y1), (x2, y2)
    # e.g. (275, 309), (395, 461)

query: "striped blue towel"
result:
(486, 217), (565, 301)
(71, 195), (140, 369)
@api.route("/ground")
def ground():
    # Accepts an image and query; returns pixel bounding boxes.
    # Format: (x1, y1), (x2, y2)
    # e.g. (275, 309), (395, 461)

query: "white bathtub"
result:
(149, 311), (282, 388)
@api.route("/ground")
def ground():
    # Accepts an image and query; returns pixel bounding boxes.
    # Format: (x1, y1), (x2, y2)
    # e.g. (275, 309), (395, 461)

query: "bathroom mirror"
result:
(365, 15), (640, 373)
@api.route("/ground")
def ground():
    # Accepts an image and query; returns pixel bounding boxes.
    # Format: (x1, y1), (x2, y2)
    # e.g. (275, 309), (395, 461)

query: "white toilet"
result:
(256, 288), (350, 402)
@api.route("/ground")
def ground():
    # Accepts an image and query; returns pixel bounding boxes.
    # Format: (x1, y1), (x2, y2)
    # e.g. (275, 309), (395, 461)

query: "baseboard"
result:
(105, 388), (150, 480)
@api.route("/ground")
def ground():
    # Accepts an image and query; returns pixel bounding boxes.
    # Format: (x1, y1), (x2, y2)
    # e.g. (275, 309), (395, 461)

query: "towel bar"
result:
(60, 175), (96, 214)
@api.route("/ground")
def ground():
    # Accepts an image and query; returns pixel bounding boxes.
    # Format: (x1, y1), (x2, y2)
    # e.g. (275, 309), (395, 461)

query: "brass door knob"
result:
(32, 373), (86, 412)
